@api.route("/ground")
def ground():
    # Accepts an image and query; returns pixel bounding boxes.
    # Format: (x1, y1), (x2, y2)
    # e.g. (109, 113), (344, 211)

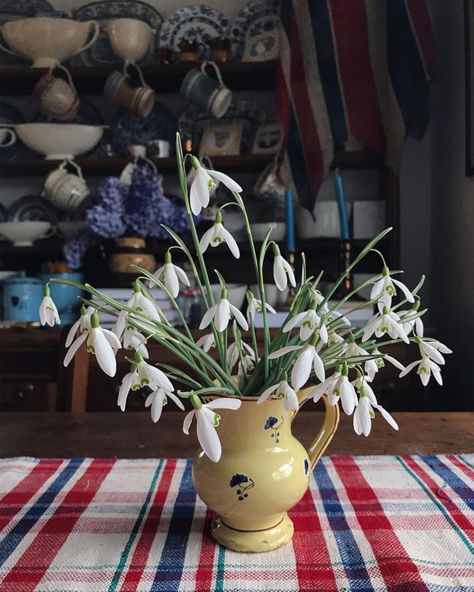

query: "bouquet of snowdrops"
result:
(40, 134), (451, 463)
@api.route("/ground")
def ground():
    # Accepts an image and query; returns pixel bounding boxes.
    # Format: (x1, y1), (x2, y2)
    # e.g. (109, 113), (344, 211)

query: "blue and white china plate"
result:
(0, 0), (60, 65)
(7, 196), (57, 224)
(178, 100), (266, 153)
(0, 102), (24, 161)
(231, 0), (280, 59)
(159, 4), (230, 59)
(70, 0), (163, 67)
(111, 101), (175, 157)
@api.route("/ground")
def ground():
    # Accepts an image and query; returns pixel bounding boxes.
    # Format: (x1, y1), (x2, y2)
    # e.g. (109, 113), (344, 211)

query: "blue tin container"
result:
(3, 276), (43, 322)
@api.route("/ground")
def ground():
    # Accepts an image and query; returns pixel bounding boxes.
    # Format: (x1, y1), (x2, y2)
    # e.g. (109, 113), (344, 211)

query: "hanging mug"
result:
(0, 127), (16, 148)
(180, 61), (232, 118)
(32, 64), (80, 121)
(104, 62), (155, 118)
(43, 159), (90, 211)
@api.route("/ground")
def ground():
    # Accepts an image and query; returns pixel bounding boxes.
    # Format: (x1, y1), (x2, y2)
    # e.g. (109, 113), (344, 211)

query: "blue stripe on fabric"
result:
(396, 456), (474, 554)
(459, 454), (474, 471)
(107, 459), (164, 592)
(214, 544), (226, 592)
(422, 455), (474, 511)
(308, 0), (348, 149)
(315, 459), (374, 592)
(0, 458), (83, 566)
(387, 0), (431, 139)
(287, 108), (313, 209)
(150, 459), (194, 592)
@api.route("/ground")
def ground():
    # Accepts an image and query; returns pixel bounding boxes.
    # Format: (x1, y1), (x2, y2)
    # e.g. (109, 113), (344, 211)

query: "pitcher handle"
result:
(77, 20), (100, 55)
(292, 387), (339, 470)
(0, 27), (15, 55)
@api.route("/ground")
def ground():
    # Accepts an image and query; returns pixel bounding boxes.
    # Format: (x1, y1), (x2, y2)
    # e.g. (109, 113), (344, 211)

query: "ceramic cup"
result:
(106, 18), (155, 64)
(0, 127), (16, 148)
(146, 139), (170, 158)
(104, 63), (155, 118)
(43, 160), (90, 211)
(32, 64), (79, 121)
(180, 60), (232, 118)
(127, 144), (146, 158)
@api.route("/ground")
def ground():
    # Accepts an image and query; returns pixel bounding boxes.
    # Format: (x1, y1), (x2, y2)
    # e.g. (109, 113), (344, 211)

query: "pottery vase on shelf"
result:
(193, 391), (339, 552)
(109, 237), (156, 274)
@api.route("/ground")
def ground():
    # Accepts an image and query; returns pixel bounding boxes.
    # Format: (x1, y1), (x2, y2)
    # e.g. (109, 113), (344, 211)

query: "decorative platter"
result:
(70, 0), (163, 67)
(7, 195), (57, 224)
(231, 0), (280, 59)
(159, 4), (230, 59)
(0, 102), (24, 161)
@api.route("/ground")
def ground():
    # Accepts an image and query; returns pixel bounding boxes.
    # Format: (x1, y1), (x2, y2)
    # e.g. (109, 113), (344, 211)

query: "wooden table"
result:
(0, 412), (472, 458)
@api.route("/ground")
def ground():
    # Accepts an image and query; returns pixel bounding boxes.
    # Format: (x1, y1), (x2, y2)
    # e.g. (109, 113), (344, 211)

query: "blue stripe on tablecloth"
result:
(422, 455), (474, 511)
(396, 456), (474, 554)
(459, 455), (474, 470)
(214, 543), (226, 592)
(0, 458), (83, 566)
(150, 459), (194, 592)
(107, 459), (164, 592)
(316, 459), (373, 592)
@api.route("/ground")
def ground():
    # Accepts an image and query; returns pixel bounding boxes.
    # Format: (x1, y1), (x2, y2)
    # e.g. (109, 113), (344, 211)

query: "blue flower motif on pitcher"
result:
(264, 416), (284, 443)
(229, 473), (255, 501)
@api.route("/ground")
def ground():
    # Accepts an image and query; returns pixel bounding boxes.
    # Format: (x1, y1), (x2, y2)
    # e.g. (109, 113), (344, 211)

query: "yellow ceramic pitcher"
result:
(193, 390), (339, 552)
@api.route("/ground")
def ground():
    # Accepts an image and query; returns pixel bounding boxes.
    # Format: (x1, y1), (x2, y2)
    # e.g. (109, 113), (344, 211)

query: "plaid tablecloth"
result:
(0, 455), (472, 592)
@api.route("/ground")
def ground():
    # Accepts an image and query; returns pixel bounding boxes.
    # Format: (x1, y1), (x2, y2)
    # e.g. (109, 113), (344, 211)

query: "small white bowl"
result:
(251, 222), (285, 242)
(107, 18), (155, 63)
(210, 283), (247, 310)
(15, 123), (103, 160)
(0, 221), (52, 246)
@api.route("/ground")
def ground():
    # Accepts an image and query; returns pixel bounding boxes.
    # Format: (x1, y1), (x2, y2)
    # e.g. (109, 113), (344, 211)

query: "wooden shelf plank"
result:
(0, 61), (277, 95)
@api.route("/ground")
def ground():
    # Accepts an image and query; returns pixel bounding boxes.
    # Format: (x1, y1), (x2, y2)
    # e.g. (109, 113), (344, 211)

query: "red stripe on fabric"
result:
(329, 0), (385, 155)
(447, 455), (474, 481)
(405, 0), (436, 76)
(332, 456), (429, 591)
(118, 459), (177, 592)
(276, 62), (290, 135)
(194, 509), (217, 592)
(0, 459), (63, 531)
(290, 489), (338, 590)
(1, 459), (114, 592)
(289, 13), (325, 197)
(403, 456), (474, 542)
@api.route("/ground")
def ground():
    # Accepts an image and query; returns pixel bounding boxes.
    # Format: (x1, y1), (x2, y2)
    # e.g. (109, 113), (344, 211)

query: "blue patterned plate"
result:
(111, 101), (176, 157)
(70, 0), (163, 67)
(7, 196), (57, 224)
(0, 102), (24, 161)
(159, 4), (230, 59)
(231, 0), (280, 59)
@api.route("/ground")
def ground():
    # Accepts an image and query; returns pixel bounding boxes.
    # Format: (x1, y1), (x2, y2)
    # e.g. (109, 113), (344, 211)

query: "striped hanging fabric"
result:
(277, 0), (435, 210)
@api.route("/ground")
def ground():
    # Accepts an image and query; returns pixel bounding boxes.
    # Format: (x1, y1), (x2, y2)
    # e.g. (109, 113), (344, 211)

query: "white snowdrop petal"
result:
(282, 258), (296, 287)
(174, 265), (190, 287)
(208, 170), (242, 193)
(393, 278), (415, 302)
(196, 410), (222, 462)
(183, 410), (195, 435)
(206, 398), (242, 411)
(199, 304), (217, 330)
(215, 299), (231, 332)
(291, 347), (314, 390)
(150, 392), (164, 423)
(199, 227), (214, 253)
(190, 169), (209, 215)
(273, 257), (288, 291)
(229, 304), (249, 331)
(257, 384), (278, 404)
(146, 365), (174, 391)
(353, 407), (363, 435)
(220, 226), (240, 259)
(117, 372), (135, 412)
(63, 332), (87, 367)
(91, 329), (117, 377)
(167, 391), (185, 410)
(65, 318), (81, 347)
(102, 328), (122, 349)
(283, 312), (305, 333)
(312, 351), (326, 383)
(268, 345), (301, 359)
(164, 264), (180, 298)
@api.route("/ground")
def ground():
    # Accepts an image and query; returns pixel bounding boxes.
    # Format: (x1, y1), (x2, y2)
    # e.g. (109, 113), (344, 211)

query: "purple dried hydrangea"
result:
(63, 230), (92, 270)
(86, 177), (127, 239)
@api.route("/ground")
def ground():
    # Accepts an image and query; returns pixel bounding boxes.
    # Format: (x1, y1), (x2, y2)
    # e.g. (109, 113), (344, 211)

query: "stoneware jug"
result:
(193, 390), (339, 552)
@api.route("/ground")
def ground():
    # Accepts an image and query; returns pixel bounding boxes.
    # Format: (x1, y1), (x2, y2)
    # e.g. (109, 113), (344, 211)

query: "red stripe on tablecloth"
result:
(0, 459), (113, 592)
(405, 0), (435, 76)
(0, 459), (63, 531)
(447, 455), (474, 481)
(291, 488), (338, 590)
(329, 0), (385, 155)
(194, 509), (217, 592)
(332, 456), (429, 591)
(403, 456), (474, 541)
(289, 12), (325, 199)
(118, 459), (177, 592)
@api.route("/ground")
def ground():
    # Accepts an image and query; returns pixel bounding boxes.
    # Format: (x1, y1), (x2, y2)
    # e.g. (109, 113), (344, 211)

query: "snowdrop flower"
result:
(112, 310), (149, 358)
(325, 309), (351, 328)
(308, 371), (342, 405)
(196, 333), (215, 352)
(246, 292), (276, 323)
(344, 339), (370, 360)
(117, 352), (174, 411)
(362, 306), (409, 344)
(150, 251), (190, 298)
(127, 281), (160, 320)
(199, 211), (240, 259)
(272, 244), (296, 291)
(257, 380), (299, 411)
(145, 387), (184, 423)
(364, 349), (405, 381)
(65, 305), (94, 347)
(227, 340), (255, 371)
(199, 288), (248, 332)
(370, 267), (414, 307)
(269, 341), (325, 390)
(399, 356), (443, 386)
(64, 312), (121, 377)
(39, 284), (60, 327)
(189, 156), (242, 216)
(417, 338), (452, 365)
(309, 365), (357, 414)
(183, 395), (241, 462)
(283, 308), (328, 343)
(353, 395), (398, 436)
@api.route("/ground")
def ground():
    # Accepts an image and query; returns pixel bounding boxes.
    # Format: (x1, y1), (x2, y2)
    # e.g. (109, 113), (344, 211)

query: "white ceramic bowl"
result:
(107, 18), (155, 63)
(0, 17), (99, 67)
(210, 283), (247, 310)
(250, 283), (288, 309)
(0, 221), (52, 246)
(251, 222), (286, 242)
(15, 123), (103, 160)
